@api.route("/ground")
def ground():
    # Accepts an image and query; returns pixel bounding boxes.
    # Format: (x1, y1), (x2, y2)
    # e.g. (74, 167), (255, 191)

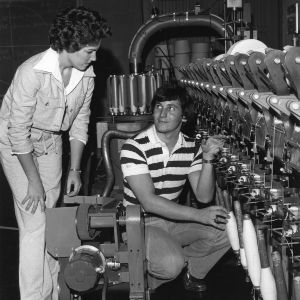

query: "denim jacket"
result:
(0, 48), (95, 154)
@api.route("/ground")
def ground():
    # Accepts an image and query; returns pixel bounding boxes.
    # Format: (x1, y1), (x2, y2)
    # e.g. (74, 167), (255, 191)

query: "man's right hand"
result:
(22, 180), (46, 214)
(202, 136), (225, 160)
(197, 205), (229, 230)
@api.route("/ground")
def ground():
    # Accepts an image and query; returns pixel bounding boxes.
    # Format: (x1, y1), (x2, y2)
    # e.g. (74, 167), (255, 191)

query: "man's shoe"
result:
(183, 271), (207, 292)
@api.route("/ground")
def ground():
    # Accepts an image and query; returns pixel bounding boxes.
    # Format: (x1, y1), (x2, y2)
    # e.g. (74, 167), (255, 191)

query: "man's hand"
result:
(202, 135), (225, 160)
(67, 170), (82, 196)
(22, 180), (46, 214)
(198, 205), (229, 230)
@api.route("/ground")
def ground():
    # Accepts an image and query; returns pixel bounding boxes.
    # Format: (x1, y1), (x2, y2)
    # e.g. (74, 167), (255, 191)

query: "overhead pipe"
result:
(128, 12), (233, 74)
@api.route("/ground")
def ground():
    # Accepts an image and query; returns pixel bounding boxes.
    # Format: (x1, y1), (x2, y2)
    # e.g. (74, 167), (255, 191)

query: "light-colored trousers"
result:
(145, 216), (230, 290)
(0, 134), (62, 300)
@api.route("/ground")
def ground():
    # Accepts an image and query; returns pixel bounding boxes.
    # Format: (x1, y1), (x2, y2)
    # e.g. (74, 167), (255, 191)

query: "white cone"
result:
(226, 211), (240, 252)
(260, 267), (277, 300)
(243, 214), (261, 288)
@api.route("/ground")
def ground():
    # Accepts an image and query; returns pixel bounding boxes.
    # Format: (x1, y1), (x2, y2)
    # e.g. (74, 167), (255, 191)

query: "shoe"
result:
(183, 271), (207, 292)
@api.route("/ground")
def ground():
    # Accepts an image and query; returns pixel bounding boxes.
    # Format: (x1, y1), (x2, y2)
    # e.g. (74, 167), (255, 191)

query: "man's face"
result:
(153, 99), (183, 134)
(68, 41), (101, 71)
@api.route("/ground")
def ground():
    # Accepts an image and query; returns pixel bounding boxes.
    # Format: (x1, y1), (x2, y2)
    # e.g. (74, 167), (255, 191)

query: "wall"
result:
(0, 0), (76, 99)
(247, 0), (281, 49)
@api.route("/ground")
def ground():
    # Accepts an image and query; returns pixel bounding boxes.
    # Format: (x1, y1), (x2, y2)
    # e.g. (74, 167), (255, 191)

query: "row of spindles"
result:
(216, 185), (300, 300)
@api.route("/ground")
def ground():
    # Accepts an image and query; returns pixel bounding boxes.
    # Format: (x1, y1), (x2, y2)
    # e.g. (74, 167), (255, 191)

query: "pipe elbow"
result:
(128, 13), (233, 74)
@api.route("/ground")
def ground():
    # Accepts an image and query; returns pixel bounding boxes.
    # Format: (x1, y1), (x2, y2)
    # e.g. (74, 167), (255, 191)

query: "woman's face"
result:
(67, 41), (101, 71)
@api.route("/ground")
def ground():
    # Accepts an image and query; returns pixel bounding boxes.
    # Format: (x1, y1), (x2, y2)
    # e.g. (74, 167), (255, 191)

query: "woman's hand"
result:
(67, 170), (82, 196)
(202, 135), (225, 160)
(22, 179), (46, 214)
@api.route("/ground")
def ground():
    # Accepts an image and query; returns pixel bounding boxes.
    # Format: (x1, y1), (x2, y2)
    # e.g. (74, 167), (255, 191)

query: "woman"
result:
(0, 6), (110, 300)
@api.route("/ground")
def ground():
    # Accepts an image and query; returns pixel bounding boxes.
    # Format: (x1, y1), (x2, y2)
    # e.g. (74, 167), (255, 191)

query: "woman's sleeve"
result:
(69, 77), (94, 144)
(8, 64), (40, 154)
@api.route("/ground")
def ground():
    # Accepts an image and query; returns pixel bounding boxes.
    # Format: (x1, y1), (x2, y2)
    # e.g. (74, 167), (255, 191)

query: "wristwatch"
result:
(202, 159), (216, 164)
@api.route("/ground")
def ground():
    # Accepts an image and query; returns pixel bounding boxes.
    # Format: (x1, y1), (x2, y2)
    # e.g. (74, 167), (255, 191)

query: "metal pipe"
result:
(128, 12), (233, 74)
(101, 130), (142, 197)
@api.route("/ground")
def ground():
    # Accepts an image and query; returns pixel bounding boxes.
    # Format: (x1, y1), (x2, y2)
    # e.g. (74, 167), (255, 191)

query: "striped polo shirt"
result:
(120, 124), (203, 206)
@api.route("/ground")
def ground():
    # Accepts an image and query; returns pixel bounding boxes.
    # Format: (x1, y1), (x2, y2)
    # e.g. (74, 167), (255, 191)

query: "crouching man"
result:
(120, 83), (230, 296)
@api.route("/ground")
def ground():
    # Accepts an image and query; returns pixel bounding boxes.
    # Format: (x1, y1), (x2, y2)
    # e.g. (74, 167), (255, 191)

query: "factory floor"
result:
(82, 250), (253, 300)
(0, 166), (253, 300)
(0, 231), (253, 300)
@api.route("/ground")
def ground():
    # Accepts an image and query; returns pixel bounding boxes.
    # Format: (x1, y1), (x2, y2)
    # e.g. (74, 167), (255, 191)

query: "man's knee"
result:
(164, 253), (185, 279)
(146, 224), (186, 279)
(149, 252), (185, 280)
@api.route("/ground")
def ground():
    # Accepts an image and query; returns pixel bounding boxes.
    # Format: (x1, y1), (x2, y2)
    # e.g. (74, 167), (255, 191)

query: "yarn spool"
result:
(216, 187), (240, 262)
(271, 251), (288, 300)
(233, 200), (248, 272)
(226, 211), (240, 258)
(216, 186), (225, 207)
(257, 229), (277, 300)
(294, 276), (300, 300)
(222, 190), (232, 211)
(243, 214), (261, 289)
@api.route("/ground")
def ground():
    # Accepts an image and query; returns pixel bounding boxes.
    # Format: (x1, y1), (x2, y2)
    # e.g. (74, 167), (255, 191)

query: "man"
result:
(120, 83), (230, 295)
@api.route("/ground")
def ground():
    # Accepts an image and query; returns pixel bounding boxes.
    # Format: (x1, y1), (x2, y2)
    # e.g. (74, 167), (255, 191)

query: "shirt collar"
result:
(147, 124), (184, 150)
(33, 48), (95, 94)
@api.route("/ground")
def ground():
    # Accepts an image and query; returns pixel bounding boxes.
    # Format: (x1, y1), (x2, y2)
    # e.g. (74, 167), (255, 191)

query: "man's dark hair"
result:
(49, 6), (111, 52)
(151, 82), (194, 117)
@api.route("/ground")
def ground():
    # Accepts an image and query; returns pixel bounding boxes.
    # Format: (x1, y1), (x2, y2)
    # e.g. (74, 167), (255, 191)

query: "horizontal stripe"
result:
(167, 160), (193, 168)
(145, 147), (163, 158)
(122, 143), (145, 160)
(152, 173), (187, 183)
(120, 157), (146, 165)
(155, 185), (185, 195)
(174, 146), (195, 154)
(135, 136), (149, 144)
(148, 161), (164, 171)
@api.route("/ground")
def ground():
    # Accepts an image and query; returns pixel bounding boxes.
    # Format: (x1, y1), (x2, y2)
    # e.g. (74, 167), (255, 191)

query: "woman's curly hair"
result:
(49, 6), (111, 52)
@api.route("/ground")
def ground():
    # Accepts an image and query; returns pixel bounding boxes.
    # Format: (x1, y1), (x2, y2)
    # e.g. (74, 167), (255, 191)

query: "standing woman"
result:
(0, 7), (110, 300)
